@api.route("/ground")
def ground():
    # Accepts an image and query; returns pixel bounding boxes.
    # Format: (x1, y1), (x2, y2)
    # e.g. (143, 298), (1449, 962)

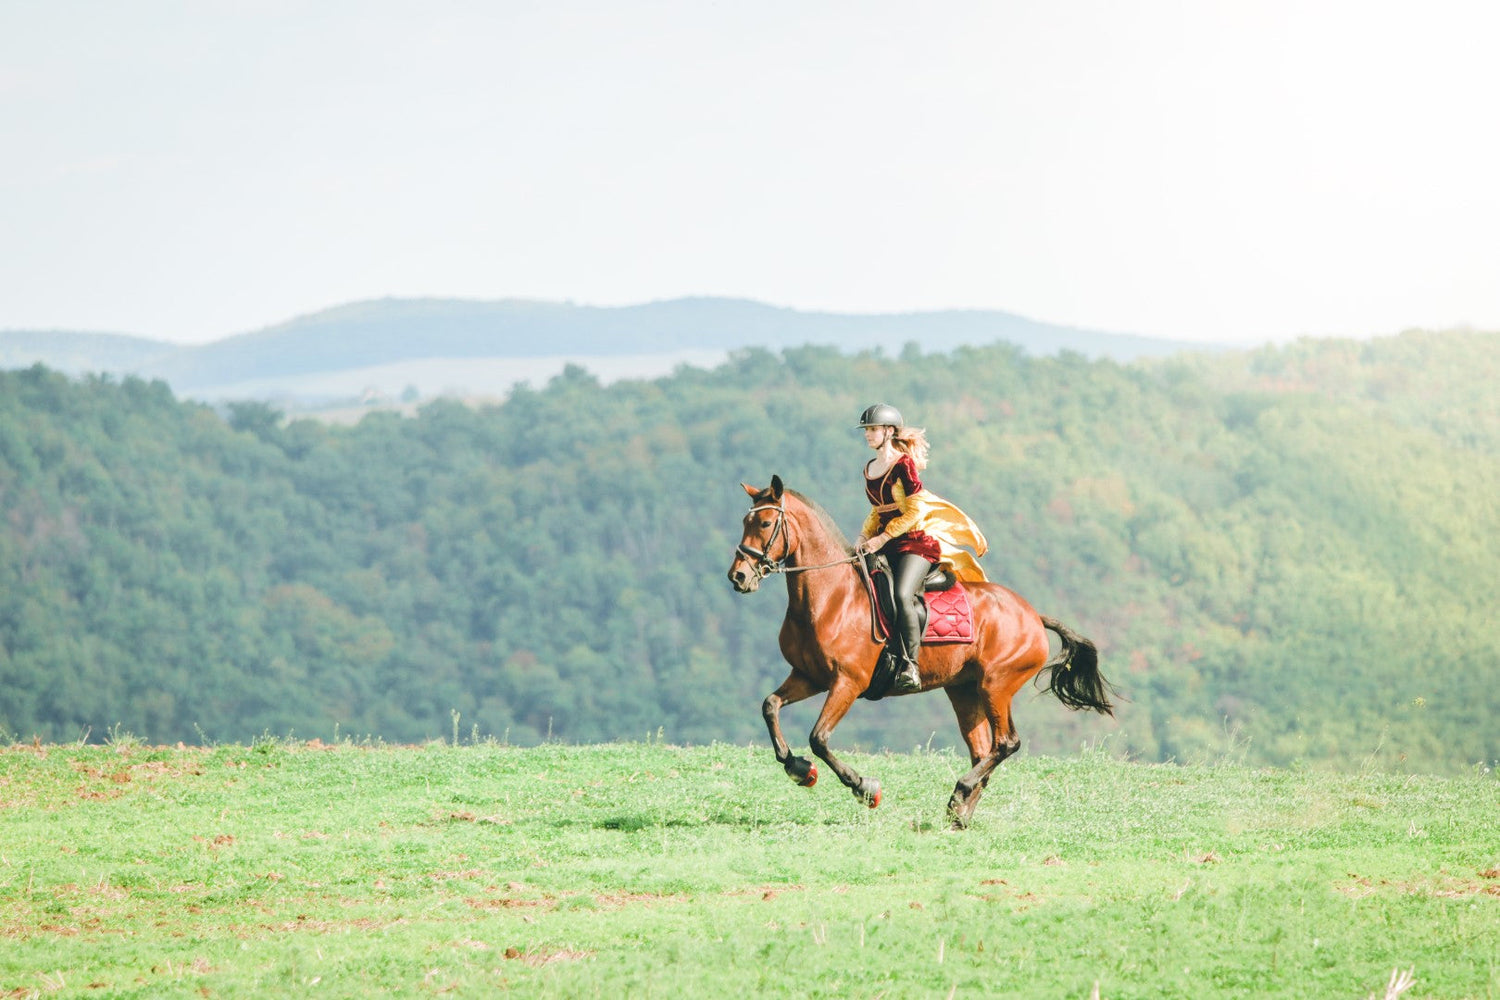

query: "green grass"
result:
(1, 738), (1497, 998)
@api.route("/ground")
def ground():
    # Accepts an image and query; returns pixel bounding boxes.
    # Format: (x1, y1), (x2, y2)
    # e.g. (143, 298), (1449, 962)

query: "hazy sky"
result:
(3, 1), (1496, 345)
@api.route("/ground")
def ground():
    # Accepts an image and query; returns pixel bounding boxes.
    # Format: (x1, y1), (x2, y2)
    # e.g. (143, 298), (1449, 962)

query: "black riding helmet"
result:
(856, 403), (904, 428)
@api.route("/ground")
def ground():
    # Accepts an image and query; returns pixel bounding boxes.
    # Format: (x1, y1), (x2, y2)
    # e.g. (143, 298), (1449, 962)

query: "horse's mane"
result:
(786, 488), (854, 554)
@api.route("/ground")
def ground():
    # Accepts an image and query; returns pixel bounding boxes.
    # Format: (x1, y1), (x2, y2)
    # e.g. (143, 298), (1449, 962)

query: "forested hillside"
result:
(2, 331), (1497, 774)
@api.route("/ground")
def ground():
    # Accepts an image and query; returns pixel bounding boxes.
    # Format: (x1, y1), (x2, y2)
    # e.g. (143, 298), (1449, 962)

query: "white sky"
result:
(2, 1), (1496, 345)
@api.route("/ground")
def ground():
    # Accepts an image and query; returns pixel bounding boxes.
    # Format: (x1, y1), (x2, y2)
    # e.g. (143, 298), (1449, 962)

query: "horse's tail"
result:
(1040, 617), (1115, 716)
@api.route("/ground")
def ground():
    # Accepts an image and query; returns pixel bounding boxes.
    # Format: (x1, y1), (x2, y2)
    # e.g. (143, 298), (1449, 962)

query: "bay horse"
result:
(727, 475), (1114, 828)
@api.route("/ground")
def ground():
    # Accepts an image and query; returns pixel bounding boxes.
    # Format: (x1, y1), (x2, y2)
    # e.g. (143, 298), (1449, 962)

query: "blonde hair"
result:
(891, 425), (930, 470)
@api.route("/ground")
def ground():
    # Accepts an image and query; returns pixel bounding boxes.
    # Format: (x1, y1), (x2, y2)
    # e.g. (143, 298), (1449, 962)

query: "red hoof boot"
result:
(788, 758), (818, 787)
(860, 779), (882, 809)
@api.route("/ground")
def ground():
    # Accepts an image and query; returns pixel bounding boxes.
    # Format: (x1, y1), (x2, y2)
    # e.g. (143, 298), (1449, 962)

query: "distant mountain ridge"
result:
(1, 296), (1224, 403)
(0, 330), (177, 373)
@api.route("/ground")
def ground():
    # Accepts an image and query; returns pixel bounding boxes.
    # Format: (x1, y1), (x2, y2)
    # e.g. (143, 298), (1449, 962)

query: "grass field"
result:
(1, 736), (1497, 998)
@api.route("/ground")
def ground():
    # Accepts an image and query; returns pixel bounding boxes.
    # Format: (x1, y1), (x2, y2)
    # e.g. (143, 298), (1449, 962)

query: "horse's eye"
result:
(760, 520), (773, 529)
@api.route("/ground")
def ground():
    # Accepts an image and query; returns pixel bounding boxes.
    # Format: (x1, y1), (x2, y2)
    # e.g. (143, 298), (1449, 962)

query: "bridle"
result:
(735, 499), (859, 582)
(736, 501), (790, 582)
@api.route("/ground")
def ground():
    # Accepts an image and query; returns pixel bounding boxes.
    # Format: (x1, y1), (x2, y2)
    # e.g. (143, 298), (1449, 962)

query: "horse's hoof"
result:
(858, 779), (881, 809)
(787, 758), (817, 786)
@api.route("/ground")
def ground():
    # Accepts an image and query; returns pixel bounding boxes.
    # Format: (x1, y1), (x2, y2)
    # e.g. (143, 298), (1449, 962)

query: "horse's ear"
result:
(770, 475), (784, 500)
(741, 482), (759, 498)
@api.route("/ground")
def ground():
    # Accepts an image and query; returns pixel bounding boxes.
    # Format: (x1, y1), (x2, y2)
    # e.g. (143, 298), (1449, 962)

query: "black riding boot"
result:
(889, 553), (932, 693)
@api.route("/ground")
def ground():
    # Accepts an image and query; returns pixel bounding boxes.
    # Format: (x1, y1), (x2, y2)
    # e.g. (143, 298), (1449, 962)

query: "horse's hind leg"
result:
(947, 684), (1023, 830)
(763, 672), (822, 787)
(808, 679), (882, 807)
(945, 685), (994, 824)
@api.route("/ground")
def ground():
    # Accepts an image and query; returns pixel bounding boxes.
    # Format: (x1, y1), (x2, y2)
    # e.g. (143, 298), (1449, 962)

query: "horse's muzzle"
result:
(727, 558), (761, 593)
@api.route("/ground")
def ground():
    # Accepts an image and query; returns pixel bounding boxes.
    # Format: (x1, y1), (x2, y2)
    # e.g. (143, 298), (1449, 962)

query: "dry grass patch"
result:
(502, 946), (593, 967)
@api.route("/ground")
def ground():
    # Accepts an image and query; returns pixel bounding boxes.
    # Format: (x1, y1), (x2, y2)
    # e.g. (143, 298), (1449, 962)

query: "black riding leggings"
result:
(888, 551), (932, 656)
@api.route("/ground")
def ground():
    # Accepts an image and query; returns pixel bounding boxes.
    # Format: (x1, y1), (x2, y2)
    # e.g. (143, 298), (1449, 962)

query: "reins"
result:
(781, 554), (861, 574)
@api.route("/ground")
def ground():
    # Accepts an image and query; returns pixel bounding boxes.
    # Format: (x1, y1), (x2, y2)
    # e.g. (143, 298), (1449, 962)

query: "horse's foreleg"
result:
(763, 672), (822, 787)
(808, 679), (881, 808)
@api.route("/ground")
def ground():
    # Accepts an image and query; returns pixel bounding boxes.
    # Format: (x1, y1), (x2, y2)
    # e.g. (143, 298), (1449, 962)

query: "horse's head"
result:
(728, 475), (789, 593)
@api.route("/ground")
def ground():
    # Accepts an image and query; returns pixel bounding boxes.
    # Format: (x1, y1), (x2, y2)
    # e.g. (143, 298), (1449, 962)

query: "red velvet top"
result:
(864, 455), (941, 562)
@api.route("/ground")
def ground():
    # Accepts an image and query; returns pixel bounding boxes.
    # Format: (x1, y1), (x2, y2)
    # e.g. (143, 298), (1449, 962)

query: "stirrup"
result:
(892, 659), (922, 693)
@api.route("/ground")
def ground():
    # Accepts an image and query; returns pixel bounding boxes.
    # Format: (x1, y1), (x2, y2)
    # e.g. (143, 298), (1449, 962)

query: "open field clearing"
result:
(1, 739), (1496, 998)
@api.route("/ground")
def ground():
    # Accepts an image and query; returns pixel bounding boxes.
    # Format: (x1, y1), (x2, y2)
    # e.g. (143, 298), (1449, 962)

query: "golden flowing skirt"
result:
(908, 490), (988, 583)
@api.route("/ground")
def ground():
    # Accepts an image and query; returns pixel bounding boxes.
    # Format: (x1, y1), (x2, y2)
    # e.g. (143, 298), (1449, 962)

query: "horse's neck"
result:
(786, 566), (859, 626)
(784, 500), (850, 569)
(783, 504), (859, 620)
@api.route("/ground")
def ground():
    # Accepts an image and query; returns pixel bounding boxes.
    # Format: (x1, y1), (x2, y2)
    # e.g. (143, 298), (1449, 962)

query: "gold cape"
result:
(908, 489), (989, 583)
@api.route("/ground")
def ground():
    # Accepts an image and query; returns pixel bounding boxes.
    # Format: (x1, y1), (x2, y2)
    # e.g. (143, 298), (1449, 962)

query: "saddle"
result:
(859, 553), (974, 701)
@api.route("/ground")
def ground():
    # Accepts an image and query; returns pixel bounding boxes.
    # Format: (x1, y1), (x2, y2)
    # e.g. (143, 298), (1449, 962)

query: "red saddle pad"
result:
(922, 584), (974, 644)
(873, 580), (975, 645)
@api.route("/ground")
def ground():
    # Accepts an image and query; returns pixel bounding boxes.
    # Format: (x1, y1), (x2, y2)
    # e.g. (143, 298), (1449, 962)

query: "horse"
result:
(726, 475), (1115, 828)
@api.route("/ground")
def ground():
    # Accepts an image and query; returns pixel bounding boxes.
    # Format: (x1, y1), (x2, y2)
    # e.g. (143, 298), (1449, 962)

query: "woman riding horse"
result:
(855, 403), (988, 693)
(727, 474), (1114, 826)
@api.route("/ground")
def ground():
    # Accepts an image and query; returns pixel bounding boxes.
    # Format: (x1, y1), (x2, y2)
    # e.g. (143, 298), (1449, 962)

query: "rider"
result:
(854, 403), (988, 693)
